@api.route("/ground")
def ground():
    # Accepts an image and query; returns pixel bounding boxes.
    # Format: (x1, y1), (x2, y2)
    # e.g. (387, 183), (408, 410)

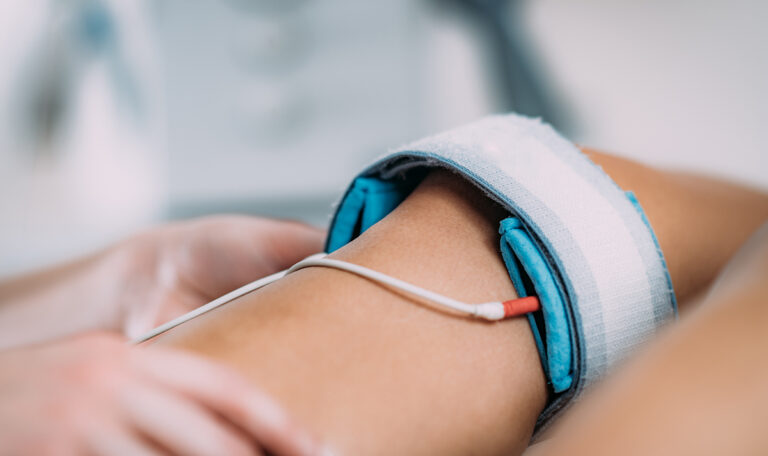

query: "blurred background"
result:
(0, 0), (766, 276)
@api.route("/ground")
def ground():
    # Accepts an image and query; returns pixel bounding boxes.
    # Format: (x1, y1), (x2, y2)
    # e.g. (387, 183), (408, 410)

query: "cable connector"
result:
(473, 303), (506, 320)
(473, 296), (541, 321)
(291, 255), (541, 321)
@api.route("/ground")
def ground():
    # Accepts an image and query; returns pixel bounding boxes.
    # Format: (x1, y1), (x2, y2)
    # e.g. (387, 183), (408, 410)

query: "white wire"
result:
(132, 268), (288, 344)
(288, 255), (505, 321)
(132, 253), (505, 344)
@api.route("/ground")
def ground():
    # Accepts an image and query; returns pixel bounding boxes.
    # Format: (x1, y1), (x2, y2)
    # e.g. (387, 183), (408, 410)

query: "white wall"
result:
(526, 0), (767, 188)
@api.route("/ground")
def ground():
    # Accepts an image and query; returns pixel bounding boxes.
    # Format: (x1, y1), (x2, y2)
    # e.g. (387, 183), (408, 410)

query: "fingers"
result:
(87, 427), (167, 456)
(121, 383), (261, 456)
(167, 216), (325, 304)
(132, 347), (324, 456)
(0, 332), (319, 456)
(255, 219), (326, 269)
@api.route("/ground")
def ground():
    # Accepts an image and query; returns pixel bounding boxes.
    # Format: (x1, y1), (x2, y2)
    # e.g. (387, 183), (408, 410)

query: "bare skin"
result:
(153, 152), (768, 455)
(155, 171), (546, 455)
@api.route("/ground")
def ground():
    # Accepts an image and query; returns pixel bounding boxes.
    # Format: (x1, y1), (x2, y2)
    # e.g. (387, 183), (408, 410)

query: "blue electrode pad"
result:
(324, 114), (676, 432)
(498, 216), (572, 392)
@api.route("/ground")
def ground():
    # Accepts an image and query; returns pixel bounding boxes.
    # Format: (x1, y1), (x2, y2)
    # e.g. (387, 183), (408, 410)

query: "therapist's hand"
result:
(0, 216), (324, 348)
(116, 216), (324, 338)
(0, 332), (327, 456)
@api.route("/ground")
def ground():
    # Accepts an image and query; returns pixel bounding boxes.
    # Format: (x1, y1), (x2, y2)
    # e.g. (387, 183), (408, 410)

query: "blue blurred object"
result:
(78, 1), (113, 52)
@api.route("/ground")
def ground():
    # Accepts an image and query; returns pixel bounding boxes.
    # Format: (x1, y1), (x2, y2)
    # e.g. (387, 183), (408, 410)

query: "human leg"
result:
(154, 170), (546, 455)
(151, 143), (767, 454)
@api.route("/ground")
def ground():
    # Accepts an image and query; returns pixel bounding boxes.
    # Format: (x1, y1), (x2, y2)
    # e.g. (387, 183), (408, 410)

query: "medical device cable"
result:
(287, 255), (540, 320)
(131, 269), (289, 344)
(132, 253), (539, 344)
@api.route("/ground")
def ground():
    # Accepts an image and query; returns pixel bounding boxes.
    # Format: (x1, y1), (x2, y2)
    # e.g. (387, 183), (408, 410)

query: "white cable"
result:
(132, 268), (288, 344)
(288, 255), (506, 321)
(133, 254), (506, 344)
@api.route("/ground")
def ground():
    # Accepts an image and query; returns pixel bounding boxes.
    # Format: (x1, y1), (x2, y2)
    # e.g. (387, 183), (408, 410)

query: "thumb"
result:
(255, 219), (326, 270)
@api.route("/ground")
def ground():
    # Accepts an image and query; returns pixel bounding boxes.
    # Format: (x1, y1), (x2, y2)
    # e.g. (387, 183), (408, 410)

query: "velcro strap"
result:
(325, 114), (676, 432)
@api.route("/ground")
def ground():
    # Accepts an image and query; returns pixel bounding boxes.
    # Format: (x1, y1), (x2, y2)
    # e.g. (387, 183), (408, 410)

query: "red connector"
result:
(502, 296), (541, 318)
